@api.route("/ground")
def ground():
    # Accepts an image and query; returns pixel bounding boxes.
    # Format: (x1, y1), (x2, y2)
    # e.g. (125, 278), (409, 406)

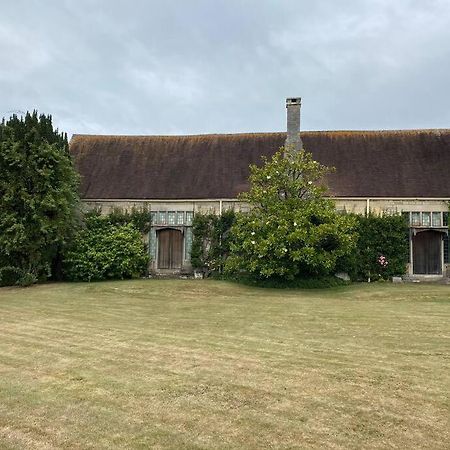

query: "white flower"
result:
(251, 231), (255, 235)
(251, 240), (256, 245)
(294, 222), (297, 226)
(308, 181), (313, 185)
(266, 175), (271, 180)
(283, 248), (287, 253)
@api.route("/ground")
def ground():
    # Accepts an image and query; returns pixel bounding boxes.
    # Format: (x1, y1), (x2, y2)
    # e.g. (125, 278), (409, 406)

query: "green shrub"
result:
(336, 213), (409, 281)
(0, 265), (39, 287)
(16, 271), (39, 287)
(63, 213), (149, 281)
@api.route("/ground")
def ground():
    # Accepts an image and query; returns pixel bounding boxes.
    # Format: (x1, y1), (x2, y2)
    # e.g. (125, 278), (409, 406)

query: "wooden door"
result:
(157, 229), (183, 269)
(413, 231), (442, 274)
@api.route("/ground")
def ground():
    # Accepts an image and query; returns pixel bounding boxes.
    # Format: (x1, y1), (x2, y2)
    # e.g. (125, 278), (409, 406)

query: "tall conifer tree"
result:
(0, 111), (79, 285)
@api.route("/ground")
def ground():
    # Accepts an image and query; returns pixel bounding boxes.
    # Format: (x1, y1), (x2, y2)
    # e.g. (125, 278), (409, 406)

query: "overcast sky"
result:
(1, 0), (450, 137)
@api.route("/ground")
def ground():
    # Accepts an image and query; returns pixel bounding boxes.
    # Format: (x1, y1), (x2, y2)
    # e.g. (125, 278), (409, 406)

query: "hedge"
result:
(336, 213), (409, 281)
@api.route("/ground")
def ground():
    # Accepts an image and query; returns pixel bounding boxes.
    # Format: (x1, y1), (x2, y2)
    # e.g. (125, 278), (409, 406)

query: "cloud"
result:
(0, 0), (449, 137)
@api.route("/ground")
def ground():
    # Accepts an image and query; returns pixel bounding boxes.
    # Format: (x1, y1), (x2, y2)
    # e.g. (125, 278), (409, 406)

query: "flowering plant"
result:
(224, 147), (358, 280)
(378, 255), (388, 268)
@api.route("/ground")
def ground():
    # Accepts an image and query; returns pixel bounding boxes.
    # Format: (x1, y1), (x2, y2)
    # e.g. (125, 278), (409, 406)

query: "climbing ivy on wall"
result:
(191, 210), (236, 275)
(104, 206), (152, 233)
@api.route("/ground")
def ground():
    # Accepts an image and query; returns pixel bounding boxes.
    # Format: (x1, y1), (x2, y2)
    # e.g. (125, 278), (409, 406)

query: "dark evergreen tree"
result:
(0, 111), (79, 285)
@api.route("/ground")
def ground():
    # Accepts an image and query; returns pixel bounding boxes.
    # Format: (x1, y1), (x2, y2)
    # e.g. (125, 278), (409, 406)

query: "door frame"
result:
(411, 228), (446, 276)
(155, 227), (185, 270)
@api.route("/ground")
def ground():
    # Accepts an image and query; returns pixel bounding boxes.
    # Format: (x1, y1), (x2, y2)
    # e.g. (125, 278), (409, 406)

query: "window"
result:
(158, 211), (167, 225)
(151, 211), (195, 227)
(177, 211), (184, 225)
(168, 211), (176, 225)
(422, 212), (431, 227)
(432, 212), (442, 227)
(411, 212), (421, 226)
(402, 211), (446, 228)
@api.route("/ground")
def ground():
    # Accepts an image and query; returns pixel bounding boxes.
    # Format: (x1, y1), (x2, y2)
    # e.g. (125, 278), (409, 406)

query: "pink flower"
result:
(378, 255), (388, 268)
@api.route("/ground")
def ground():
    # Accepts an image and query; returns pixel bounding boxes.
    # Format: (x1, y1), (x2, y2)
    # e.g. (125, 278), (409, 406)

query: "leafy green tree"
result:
(0, 112), (79, 285)
(63, 211), (149, 281)
(225, 146), (357, 281)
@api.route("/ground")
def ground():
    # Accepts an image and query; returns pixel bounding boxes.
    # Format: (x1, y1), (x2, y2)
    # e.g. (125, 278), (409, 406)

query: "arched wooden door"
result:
(413, 230), (442, 275)
(157, 229), (183, 269)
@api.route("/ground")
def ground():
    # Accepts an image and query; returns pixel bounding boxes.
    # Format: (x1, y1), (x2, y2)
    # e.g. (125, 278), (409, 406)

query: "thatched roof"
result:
(70, 130), (450, 199)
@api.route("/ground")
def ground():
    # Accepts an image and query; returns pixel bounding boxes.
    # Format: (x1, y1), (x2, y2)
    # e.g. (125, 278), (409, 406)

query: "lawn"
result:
(0, 281), (449, 449)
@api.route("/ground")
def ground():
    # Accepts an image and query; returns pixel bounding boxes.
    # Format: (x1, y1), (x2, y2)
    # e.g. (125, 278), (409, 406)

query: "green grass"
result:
(0, 280), (449, 449)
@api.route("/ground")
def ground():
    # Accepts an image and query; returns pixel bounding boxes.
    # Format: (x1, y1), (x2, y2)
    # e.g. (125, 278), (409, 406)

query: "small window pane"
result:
(158, 211), (167, 225)
(432, 212), (441, 227)
(168, 212), (176, 225)
(151, 211), (157, 225)
(443, 212), (449, 227)
(411, 212), (421, 226)
(177, 212), (184, 225)
(186, 211), (194, 225)
(422, 212), (431, 227)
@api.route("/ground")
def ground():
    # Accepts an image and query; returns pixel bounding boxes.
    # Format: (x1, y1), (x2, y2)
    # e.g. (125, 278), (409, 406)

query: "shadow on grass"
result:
(213, 274), (351, 290)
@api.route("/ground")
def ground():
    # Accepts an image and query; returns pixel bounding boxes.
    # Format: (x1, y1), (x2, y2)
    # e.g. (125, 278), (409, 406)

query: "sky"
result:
(1, 0), (450, 137)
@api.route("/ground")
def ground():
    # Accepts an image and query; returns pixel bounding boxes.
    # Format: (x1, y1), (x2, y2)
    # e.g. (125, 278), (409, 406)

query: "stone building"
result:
(70, 99), (450, 277)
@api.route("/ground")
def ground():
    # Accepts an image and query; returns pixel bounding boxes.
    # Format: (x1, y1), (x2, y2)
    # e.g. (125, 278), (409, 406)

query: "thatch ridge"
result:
(71, 129), (450, 139)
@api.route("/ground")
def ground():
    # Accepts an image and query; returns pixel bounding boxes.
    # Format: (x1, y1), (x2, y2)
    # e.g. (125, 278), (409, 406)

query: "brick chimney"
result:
(285, 97), (303, 152)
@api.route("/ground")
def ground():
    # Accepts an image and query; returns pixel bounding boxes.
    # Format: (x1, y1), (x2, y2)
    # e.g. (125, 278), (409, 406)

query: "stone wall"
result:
(83, 198), (449, 216)
(82, 199), (246, 215)
(334, 198), (449, 215)
(82, 198), (449, 276)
